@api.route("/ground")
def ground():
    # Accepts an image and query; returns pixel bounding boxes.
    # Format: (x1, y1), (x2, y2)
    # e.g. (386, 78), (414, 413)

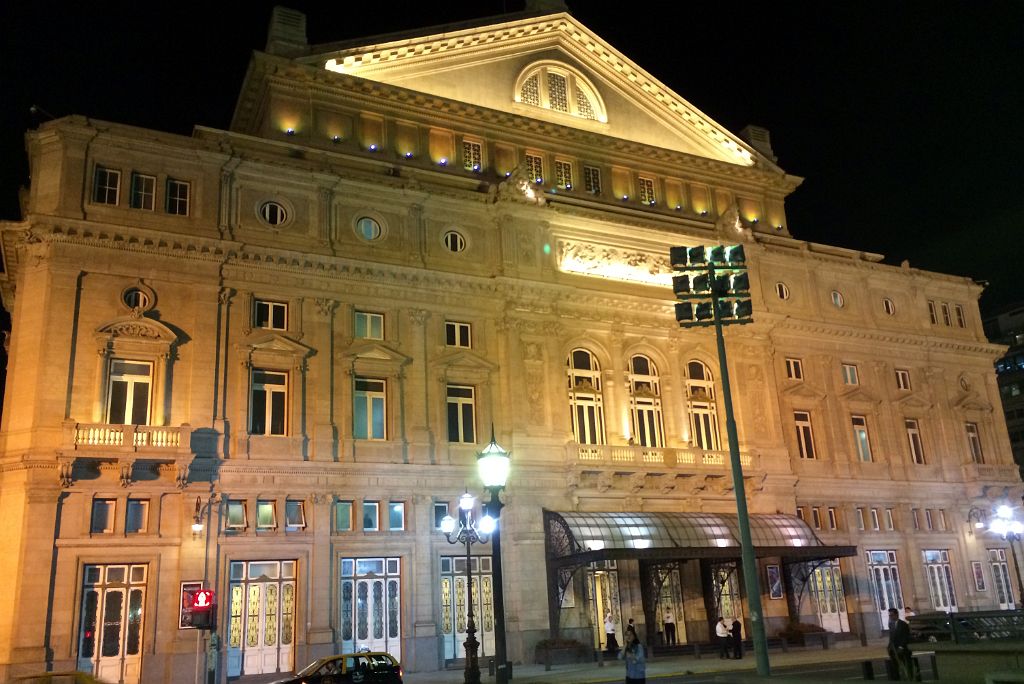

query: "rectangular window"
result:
(795, 506), (805, 521)
(811, 507), (822, 530)
(925, 509), (934, 530)
(354, 377), (387, 440)
(354, 311), (384, 340)
(285, 500), (306, 530)
(912, 508), (920, 530)
(885, 508), (895, 531)
(906, 418), (926, 464)
(129, 172), (155, 210)
(525, 153), (543, 183)
(583, 165), (602, 194)
(250, 369), (288, 435)
(852, 415), (873, 462)
(126, 499), (149, 534)
(363, 501), (380, 531)
(433, 502), (450, 529)
(335, 501), (353, 532)
(785, 357), (803, 380)
(922, 549), (958, 611)
(927, 300), (938, 325)
(107, 359), (153, 425)
(256, 500), (276, 529)
(870, 508), (880, 530)
(446, 384), (476, 443)
(841, 363), (859, 385)
(388, 502), (405, 531)
(554, 159), (573, 189)
(638, 176), (656, 204)
(941, 302), (952, 326)
(445, 321), (471, 348)
(827, 507), (838, 530)
(462, 140), (483, 171)
(954, 304), (966, 328)
(93, 166), (120, 205)
(254, 300), (288, 330)
(856, 507), (865, 531)
(91, 499), (116, 534)
(166, 178), (190, 216)
(895, 369), (911, 391)
(794, 411), (816, 459)
(226, 501), (247, 529)
(939, 509), (947, 531)
(966, 422), (984, 463)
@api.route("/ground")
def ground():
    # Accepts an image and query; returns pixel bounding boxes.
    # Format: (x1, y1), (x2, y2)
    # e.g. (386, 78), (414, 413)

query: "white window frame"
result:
(885, 508), (895, 531)
(254, 299), (288, 330)
(462, 139), (483, 171)
(922, 549), (958, 611)
(687, 361), (720, 451)
(912, 508), (920, 530)
(250, 369), (288, 436)
(794, 410), (816, 459)
(354, 377), (387, 440)
(925, 509), (934, 530)
(126, 499), (149, 534)
(811, 507), (822, 530)
(433, 502), (450, 530)
(362, 501), (380, 532)
(354, 311), (384, 340)
(955, 304), (966, 328)
(831, 290), (845, 308)
(91, 499), (116, 534)
(106, 359), (153, 426)
(855, 507), (865, 531)
(870, 508), (880, 530)
(895, 369), (911, 391)
(882, 297), (896, 316)
(165, 178), (190, 216)
(941, 302), (952, 326)
(785, 357), (803, 380)
(93, 166), (121, 205)
(129, 172), (155, 210)
(776, 282), (790, 300)
(629, 354), (665, 448)
(256, 500), (277, 530)
(906, 418), (926, 464)
(446, 384), (477, 444)
(226, 501), (247, 530)
(388, 501), (406, 531)
(285, 500), (306, 530)
(567, 349), (606, 445)
(841, 363), (859, 385)
(445, 320), (472, 348)
(852, 415), (873, 462)
(966, 422), (984, 463)
(827, 507), (838, 530)
(927, 300), (938, 325)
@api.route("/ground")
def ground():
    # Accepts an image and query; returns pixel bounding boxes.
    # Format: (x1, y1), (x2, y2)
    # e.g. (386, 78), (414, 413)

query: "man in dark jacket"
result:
(730, 618), (743, 659)
(887, 608), (914, 680)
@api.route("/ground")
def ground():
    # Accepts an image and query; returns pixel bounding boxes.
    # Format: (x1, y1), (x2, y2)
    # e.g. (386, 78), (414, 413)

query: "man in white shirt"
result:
(663, 608), (677, 645)
(715, 617), (731, 659)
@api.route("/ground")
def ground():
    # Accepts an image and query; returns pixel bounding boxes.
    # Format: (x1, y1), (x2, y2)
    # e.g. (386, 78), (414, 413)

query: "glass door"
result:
(78, 564), (147, 684)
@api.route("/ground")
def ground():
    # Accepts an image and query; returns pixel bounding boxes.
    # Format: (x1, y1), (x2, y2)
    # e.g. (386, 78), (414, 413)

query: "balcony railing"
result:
(68, 423), (192, 452)
(571, 444), (754, 470)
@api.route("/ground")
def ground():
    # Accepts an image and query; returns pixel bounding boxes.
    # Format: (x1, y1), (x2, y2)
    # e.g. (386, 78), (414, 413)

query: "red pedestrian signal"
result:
(192, 589), (215, 610)
(186, 588), (217, 630)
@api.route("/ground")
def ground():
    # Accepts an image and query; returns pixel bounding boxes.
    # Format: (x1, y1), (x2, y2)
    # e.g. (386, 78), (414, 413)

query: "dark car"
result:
(273, 652), (403, 684)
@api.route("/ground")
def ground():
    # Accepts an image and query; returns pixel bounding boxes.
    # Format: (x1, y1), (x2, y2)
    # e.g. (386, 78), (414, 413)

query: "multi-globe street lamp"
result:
(671, 244), (770, 677)
(988, 505), (1024, 604)
(441, 433), (511, 684)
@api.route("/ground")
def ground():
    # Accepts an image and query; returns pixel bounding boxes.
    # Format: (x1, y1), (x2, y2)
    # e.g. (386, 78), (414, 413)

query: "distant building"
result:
(985, 305), (1024, 476)
(0, 5), (1020, 683)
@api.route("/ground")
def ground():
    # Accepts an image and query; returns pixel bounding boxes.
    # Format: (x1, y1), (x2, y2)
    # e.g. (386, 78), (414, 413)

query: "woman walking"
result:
(619, 628), (647, 684)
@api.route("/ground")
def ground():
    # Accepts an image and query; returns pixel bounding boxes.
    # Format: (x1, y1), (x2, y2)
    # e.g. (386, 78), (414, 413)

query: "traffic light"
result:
(190, 589), (217, 630)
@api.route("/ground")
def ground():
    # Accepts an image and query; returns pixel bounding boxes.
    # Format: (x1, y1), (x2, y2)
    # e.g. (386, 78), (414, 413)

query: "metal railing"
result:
(909, 609), (1024, 644)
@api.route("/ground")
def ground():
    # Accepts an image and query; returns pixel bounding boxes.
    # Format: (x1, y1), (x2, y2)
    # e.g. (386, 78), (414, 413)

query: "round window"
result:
(443, 231), (466, 253)
(123, 288), (150, 309)
(775, 282), (790, 300)
(831, 290), (845, 308)
(259, 201), (289, 226)
(356, 217), (382, 241)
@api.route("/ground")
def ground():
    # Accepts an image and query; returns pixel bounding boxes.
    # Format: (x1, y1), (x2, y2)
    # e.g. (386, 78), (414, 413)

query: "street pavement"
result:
(403, 640), (892, 683)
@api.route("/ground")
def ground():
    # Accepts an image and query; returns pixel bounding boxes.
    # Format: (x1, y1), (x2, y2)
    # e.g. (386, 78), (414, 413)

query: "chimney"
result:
(740, 125), (776, 162)
(266, 7), (308, 57)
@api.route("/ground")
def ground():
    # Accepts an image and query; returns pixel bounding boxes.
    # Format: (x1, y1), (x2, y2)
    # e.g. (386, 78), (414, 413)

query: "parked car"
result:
(273, 652), (403, 683)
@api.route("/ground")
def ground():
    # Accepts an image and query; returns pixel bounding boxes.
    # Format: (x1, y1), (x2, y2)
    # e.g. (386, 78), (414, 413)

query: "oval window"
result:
(259, 201), (289, 226)
(831, 290), (845, 308)
(882, 297), (896, 316)
(443, 231), (466, 253)
(776, 282), (790, 300)
(356, 217), (382, 241)
(123, 288), (151, 310)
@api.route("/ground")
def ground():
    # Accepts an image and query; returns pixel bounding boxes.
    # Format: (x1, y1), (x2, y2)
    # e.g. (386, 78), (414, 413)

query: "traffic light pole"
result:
(710, 279), (770, 677)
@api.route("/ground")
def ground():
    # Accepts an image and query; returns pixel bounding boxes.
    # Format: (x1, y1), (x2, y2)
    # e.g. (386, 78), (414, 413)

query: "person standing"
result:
(619, 627), (647, 684)
(887, 607), (914, 680)
(731, 617), (743, 659)
(605, 612), (619, 654)
(663, 608), (677, 646)
(715, 617), (731, 659)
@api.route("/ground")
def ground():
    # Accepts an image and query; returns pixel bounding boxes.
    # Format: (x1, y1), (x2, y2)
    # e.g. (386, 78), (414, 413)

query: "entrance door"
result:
(866, 550), (904, 629)
(78, 564), (147, 684)
(226, 560), (296, 678)
(341, 557), (402, 661)
(657, 568), (687, 644)
(440, 555), (494, 661)
(810, 560), (849, 633)
(586, 561), (620, 650)
(922, 549), (958, 613)
(989, 549), (1017, 610)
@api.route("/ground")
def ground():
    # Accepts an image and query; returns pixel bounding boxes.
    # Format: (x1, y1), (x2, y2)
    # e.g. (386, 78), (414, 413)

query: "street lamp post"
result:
(189, 494), (221, 684)
(671, 244), (770, 677)
(442, 493), (497, 684)
(477, 432), (511, 684)
(989, 505), (1024, 604)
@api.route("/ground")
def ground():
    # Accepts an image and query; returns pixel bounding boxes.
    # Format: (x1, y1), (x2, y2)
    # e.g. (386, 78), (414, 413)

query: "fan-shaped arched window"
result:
(628, 355), (664, 448)
(567, 349), (606, 444)
(515, 62), (607, 123)
(686, 360), (721, 450)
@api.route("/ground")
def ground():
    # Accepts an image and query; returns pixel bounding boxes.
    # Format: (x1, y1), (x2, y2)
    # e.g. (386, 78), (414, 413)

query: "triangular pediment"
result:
(838, 386), (879, 406)
(243, 332), (314, 357)
(896, 393), (933, 411)
(781, 382), (826, 402)
(341, 341), (411, 366)
(435, 349), (498, 373)
(304, 13), (763, 167)
(954, 392), (993, 412)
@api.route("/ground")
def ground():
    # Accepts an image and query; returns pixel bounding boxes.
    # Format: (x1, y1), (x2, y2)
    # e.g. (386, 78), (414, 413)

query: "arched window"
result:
(628, 354), (664, 448)
(686, 360), (721, 450)
(515, 62), (607, 123)
(567, 349), (606, 444)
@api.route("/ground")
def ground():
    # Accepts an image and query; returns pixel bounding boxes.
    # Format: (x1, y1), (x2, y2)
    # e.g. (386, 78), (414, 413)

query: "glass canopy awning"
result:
(544, 510), (857, 564)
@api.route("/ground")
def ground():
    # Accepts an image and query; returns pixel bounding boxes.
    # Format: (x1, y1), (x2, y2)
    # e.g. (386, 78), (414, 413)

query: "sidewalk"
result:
(404, 641), (891, 683)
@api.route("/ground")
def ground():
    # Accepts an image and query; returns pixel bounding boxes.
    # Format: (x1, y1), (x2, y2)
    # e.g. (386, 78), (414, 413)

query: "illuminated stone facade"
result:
(0, 6), (1019, 682)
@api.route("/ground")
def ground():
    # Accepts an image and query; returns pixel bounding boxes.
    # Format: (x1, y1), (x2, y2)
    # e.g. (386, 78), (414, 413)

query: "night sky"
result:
(2, 1), (1022, 315)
